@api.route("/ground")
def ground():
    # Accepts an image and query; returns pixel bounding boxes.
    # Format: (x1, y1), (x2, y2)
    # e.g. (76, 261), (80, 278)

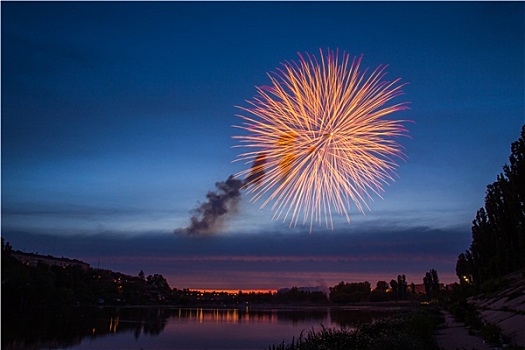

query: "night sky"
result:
(2, 2), (524, 291)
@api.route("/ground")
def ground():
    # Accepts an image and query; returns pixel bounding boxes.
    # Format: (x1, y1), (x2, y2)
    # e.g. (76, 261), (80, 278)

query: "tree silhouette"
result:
(375, 281), (389, 292)
(423, 269), (440, 298)
(329, 281), (371, 303)
(389, 279), (398, 299)
(457, 125), (525, 285)
(146, 274), (171, 294)
(138, 270), (145, 281)
(397, 275), (407, 299)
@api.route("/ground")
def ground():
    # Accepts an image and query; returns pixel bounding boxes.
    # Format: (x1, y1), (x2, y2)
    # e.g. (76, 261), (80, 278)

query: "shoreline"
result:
(73, 299), (421, 310)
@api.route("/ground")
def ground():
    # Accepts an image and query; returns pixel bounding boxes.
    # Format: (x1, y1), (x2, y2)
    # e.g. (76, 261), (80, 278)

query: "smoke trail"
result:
(243, 152), (267, 188)
(176, 175), (243, 235)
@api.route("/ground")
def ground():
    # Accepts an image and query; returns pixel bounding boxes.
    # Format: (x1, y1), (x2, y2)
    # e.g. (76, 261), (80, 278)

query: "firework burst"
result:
(233, 49), (409, 230)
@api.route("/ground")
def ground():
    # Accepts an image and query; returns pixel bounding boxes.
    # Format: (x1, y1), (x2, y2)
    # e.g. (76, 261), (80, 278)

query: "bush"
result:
(268, 306), (442, 350)
(481, 323), (502, 345)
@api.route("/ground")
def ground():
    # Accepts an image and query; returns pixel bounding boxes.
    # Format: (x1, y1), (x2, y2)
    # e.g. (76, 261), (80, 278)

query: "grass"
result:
(268, 305), (442, 350)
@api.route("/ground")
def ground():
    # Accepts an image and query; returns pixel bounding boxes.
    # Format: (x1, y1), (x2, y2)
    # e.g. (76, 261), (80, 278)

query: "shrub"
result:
(268, 306), (441, 350)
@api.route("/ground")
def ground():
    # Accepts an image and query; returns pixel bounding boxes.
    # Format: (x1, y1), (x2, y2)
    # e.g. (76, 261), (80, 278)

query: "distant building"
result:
(11, 250), (90, 271)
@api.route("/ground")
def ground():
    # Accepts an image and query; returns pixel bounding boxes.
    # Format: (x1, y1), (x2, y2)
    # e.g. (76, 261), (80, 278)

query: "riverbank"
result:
(442, 269), (525, 349)
(267, 304), (443, 350)
(436, 310), (492, 350)
(468, 270), (525, 347)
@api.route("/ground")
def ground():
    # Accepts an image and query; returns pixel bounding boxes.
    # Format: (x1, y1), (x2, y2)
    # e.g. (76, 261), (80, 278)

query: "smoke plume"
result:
(243, 152), (267, 188)
(176, 175), (243, 235)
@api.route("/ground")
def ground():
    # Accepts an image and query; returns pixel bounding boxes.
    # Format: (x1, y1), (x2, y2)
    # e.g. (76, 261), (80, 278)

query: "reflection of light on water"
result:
(109, 316), (120, 333)
(7, 306), (391, 349)
(176, 308), (280, 324)
(229, 309), (238, 323)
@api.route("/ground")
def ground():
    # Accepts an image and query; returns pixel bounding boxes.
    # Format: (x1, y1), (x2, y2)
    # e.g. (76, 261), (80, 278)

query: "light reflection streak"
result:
(175, 308), (279, 324)
(108, 316), (120, 333)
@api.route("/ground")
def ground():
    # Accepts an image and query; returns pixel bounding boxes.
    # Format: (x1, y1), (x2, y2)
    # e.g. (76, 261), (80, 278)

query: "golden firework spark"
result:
(233, 49), (409, 230)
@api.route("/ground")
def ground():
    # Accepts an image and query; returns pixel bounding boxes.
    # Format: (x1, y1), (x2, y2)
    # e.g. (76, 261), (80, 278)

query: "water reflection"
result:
(3, 307), (167, 349)
(173, 307), (329, 325)
(3, 306), (393, 349)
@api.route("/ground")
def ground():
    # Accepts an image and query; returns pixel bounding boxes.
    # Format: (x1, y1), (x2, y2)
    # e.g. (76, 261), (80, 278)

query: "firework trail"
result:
(233, 49), (409, 230)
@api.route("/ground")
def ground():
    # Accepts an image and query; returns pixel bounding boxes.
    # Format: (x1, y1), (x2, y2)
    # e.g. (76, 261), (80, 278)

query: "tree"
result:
(146, 274), (171, 298)
(1, 238), (12, 256)
(423, 273), (432, 297)
(390, 279), (398, 298)
(423, 269), (440, 298)
(458, 125), (525, 286)
(456, 252), (474, 284)
(397, 275), (407, 299)
(375, 280), (389, 292)
(431, 269), (440, 294)
(329, 281), (371, 303)
(369, 281), (390, 302)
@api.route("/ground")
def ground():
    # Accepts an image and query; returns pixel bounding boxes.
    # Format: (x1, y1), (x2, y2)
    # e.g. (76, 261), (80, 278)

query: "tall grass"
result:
(268, 306), (442, 350)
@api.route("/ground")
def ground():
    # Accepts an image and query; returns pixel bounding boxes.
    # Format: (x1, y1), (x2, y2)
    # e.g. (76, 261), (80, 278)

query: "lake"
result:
(4, 306), (397, 350)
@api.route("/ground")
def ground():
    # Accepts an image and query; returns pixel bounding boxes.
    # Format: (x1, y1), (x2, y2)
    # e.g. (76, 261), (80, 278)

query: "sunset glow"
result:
(196, 289), (277, 294)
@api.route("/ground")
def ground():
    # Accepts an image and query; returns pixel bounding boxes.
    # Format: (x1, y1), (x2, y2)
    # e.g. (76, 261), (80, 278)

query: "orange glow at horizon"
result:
(234, 48), (409, 230)
(192, 289), (277, 294)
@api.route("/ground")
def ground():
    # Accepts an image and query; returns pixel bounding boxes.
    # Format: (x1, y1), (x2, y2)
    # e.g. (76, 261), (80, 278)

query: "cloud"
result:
(2, 226), (469, 289)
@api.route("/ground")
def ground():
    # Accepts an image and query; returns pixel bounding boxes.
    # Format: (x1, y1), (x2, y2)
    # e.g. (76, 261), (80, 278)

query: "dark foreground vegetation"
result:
(268, 305), (443, 350)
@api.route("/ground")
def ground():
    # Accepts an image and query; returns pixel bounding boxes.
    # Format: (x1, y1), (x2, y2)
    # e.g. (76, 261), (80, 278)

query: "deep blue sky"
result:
(2, 2), (524, 290)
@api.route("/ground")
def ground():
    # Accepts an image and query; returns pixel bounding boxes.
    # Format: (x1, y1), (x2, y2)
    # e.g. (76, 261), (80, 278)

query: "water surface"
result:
(4, 306), (395, 350)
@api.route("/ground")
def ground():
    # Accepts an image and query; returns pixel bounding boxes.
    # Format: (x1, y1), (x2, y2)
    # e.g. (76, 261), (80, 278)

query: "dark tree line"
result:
(456, 125), (525, 286)
(330, 272), (430, 303)
(423, 269), (440, 298)
(1, 240), (178, 313)
(329, 281), (371, 303)
(390, 274), (409, 300)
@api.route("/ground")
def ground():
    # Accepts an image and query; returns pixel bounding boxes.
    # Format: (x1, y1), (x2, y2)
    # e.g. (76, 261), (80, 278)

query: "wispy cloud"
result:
(103, 254), (453, 264)
(3, 226), (468, 289)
